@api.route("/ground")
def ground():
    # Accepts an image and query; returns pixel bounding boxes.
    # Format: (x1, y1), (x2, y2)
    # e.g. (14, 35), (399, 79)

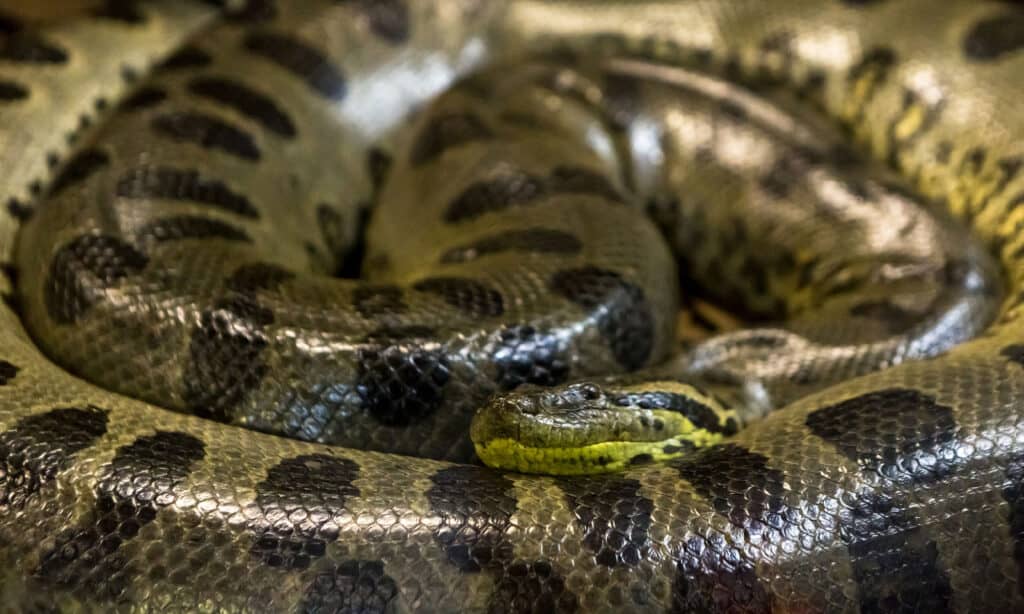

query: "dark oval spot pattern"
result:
(244, 32), (346, 100)
(355, 332), (451, 427)
(426, 466), (516, 572)
(549, 266), (655, 370)
(0, 359), (18, 384)
(44, 234), (149, 324)
(805, 387), (958, 483)
(92, 0), (147, 23)
(182, 264), (290, 422)
(413, 276), (505, 318)
(0, 405), (108, 509)
(559, 476), (653, 568)
(0, 80), (28, 101)
(158, 46), (211, 71)
(35, 431), (205, 600)
(302, 560), (399, 613)
(187, 77), (296, 138)
(120, 87), (168, 110)
(136, 215), (251, 243)
(221, 0), (278, 22)
(488, 560), (578, 613)
(492, 325), (570, 390)
(0, 33), (68, 63)
(444, 171), (547, 223)
(547, 166), (624, 203)
(409, 112), (493, 166)
(49, 149), (110, 196)
(183, 300), (273, 422)
(964, 12), (1024, 61)
(1001, 344), (1024, 366)
(116, 166), (259, 218)
(151, 112), (261, 161)
(669, 444), (793, 612)
(249, 453), (359, 569)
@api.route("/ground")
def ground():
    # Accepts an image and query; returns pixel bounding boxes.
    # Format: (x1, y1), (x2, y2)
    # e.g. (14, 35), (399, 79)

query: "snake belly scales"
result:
(2, 0), (1024, 611)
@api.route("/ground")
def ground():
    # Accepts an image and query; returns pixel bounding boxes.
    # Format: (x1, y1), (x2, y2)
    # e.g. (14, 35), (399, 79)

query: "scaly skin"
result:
(1, 1), (1023, 611)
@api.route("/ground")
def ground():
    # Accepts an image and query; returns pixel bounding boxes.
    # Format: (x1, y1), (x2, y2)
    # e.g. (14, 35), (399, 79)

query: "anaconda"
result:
(1, 0), (1024, 611)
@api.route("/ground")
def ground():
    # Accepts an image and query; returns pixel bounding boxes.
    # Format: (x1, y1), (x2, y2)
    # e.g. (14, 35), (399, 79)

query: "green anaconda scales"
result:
(1, 0), (1023, 611)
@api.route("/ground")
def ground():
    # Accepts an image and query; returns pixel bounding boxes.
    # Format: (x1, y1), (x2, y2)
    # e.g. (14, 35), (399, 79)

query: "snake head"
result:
(471, 380), (739, 475)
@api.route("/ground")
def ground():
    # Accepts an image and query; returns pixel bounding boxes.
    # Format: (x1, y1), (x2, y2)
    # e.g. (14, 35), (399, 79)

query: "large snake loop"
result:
(2, 0), (1024, 611)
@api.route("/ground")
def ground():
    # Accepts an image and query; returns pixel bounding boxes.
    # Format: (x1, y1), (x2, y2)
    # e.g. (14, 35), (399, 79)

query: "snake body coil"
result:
(2, 1), (1024, 611)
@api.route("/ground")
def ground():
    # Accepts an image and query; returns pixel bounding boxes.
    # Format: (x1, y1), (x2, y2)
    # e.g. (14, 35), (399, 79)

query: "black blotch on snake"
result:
(0, 359), (18, 385)
(44, 234), (149, 324)
(671, 542), (772, 614)
(409, 111), (493, 166)
(1001, 344), (1024, 366)
(181, 264), (289, 422)
(805, 388), (958, 483)
(547, 166), (624, 203)
(0, 80), (28, 101)
(1000, 452), (1024, 599)
(187, 77), (297, 138)
(225, 262), (294, 294)
(0, 405), (108, 509)
(151, 112), (262, 161)
(426, 466), (516, 572)
(413, 276), (505, 318)
(136, 215), (251, 244)
(672, 444), (795, 535)
(92, 0), (147, 23)
(837, 491), (954, 612)
(488, 560), (579, 613)
(301, 559), (400, 613)
(549, 266), (655, 370)
(49, 149), (110, 196)
(315, 204), (348, 262)
(116, 166), (260, 218)
(0, 33), (68, 63)
(244, 32), (346, 100)
(670, 444), (792, 612)
(443, 170), (547, 223)
(120, 87), (168, 111)
(157, 46), (211, 72)
(35, 431), (205, 600)
(559, 476), (653, 568)
(249, 454), (359, 569)
(492, 324), (571, 390)
(963, 11), (1024, 61)
(355, 328), (451, 426)
(219, 0), (278, 22)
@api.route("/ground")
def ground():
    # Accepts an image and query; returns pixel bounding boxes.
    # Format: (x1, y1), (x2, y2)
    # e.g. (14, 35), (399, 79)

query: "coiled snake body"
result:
(1, 0), (1024, 611)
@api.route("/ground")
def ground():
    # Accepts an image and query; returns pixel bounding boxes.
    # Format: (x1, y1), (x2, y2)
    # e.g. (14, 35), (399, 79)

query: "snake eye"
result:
(575, 383), (602, 401)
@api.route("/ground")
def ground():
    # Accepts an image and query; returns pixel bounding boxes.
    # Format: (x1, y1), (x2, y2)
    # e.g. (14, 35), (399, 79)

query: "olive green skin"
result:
(0, 1), (1023, 612)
